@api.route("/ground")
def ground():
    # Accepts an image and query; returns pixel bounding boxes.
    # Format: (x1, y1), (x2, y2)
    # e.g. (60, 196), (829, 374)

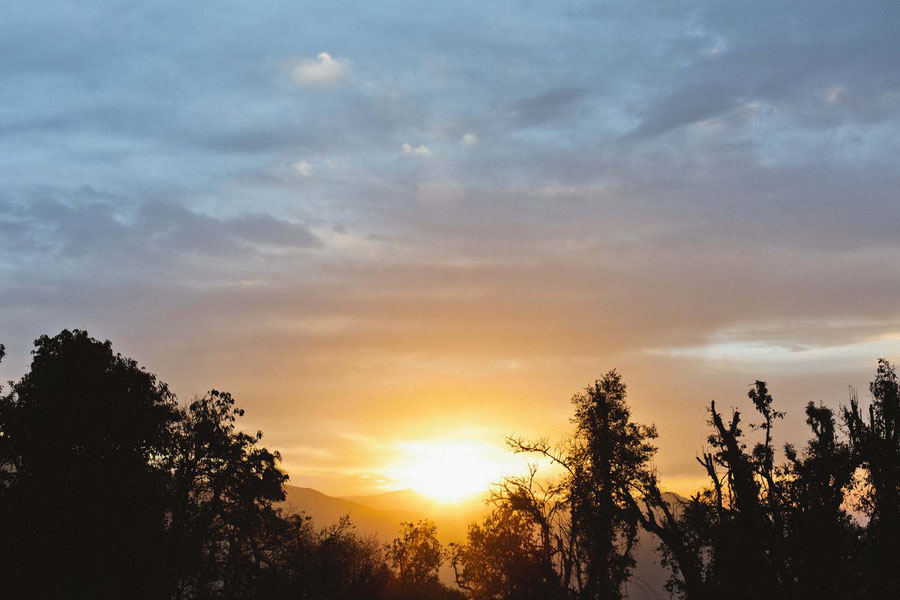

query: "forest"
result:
(1, 329), (898, 600)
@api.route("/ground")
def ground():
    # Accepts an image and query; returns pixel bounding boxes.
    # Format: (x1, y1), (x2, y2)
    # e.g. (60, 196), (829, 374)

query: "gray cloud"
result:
(2, 0), (900, 492)
(0, 193), (321, 265)
(628, 1), (900, 138)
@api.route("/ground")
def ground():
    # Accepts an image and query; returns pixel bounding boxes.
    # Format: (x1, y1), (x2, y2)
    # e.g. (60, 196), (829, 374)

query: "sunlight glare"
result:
(383, 440), (521, 504)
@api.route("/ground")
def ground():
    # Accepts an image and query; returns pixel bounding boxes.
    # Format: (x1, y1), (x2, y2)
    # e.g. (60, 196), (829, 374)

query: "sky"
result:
(2, 0), (900, 498)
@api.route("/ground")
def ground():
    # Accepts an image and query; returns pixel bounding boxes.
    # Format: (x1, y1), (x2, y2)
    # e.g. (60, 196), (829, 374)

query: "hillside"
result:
(280, 486), (428, 542)
(280, 485), (673, 599)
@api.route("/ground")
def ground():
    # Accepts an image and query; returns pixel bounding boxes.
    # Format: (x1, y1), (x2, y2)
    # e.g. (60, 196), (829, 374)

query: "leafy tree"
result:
(631, 488), (718, 600)
(487, 464), (576, 594)
(781, 402), (860, 600)
(450, 505), (563, 600)
(506, 370), (659, 599)
(569, 372), (658, 600)
(387, 520), (444, 587)
(651, 385), (787, 599)
(257, 513), (393, 600)
(0, 330), (180, 599)
(635, 381), (864, 600)
(0, 331), (289, 600)
(703, 391), (783, 597)
(384, 519), (465, 600)
(844, 359), (900, 596)
(166, 391), (288, 599)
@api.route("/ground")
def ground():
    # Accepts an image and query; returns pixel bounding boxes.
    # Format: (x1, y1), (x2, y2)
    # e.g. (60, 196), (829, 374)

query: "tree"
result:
(569, 372), (658, 599)
(627, 383), (786, 600)
(506, 370), (659, 600)
(387, 520), (444, 587)
(633, 380), (865, 600)
(843, 359), (900, 596)
(384, 519), (465, 600)
(450, 505), (563, 600)
(257, 513), (393, 600)
(0, 331), (290, 600)
(0, 330), (180, 599)
(166, 390), (288, 599)
(631, 488), (718, 600)
(782, 402), (860, 600)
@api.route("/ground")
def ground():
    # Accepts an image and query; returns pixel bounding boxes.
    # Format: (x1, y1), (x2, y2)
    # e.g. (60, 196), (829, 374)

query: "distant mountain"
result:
(280, 485), (478, 585)
(344, 488), (439, 514)
(280, 485), (675, 599)
(280, 486), (427, 542)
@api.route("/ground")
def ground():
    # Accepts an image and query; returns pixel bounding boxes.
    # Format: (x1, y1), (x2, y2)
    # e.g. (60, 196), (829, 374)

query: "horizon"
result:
(0, 331), (888, 503)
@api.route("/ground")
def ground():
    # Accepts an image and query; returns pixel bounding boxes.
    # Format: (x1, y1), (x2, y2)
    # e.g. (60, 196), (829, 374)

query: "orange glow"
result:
(381, 440), (527, 503)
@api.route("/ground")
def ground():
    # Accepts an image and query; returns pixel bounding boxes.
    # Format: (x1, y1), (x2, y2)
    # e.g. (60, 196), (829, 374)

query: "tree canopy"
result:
(1, 330), (897, 600)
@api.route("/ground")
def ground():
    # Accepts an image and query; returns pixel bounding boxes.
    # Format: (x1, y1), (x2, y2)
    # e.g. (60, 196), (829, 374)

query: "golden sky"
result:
(2, 2), (900, 501)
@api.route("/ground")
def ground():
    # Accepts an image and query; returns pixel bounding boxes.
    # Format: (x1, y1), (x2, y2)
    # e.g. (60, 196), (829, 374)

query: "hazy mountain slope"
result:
(281, 485), (674, 599)
(346, 489), (489, 543)
(344, 488), (439, 514)
(280, 486), (427, 542)
(629, 528), (670, 599)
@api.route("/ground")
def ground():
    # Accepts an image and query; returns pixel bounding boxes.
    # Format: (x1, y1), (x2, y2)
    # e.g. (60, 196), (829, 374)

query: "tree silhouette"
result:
(385, 520), (465, 599)
(4, 331), (899, 600)
(387, 520), (444, 586)
(781, 402), (860, 600)
(166, 390), (288, 599)
(0, 330), (180, 599)
(632, 379), (868, 600)
(632, 385), (787, 600)
(843, 359), (900, 597)
(450, 505), (564, 600)
(504, 370), (659, 599)
(0, 331), (289, 599)
(255, 513), (394, 600)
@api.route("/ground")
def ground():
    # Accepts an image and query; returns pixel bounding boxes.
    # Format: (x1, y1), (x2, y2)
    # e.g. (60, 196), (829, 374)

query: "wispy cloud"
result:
(289, 52), (350, 87)
(292, 160), (313, 177)
(401, 143), (431, 157)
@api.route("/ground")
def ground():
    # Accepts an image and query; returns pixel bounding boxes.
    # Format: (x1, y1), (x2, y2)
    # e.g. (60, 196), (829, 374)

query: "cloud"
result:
(509, 88), (585, 128)
(462, 133), (478, 146)
(292, 160), (313, 177)
(289, 52), (349, 87)
(401, 143), (431, 157)
(624, 2), (900, 139)
(225, 213), (322, 249)
(0, 196), (322, 263)
(4, 0), (900, 495)
(825, 85), (847, 105)
(626, 79), (740, 139)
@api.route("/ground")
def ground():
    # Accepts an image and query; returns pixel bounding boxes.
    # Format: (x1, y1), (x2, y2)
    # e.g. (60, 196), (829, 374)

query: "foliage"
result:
(493, 370), (659, 600)
(386, 520), (443, 584)
(166, 390), (289, 599)
(843, 359), (900, 597)
(450, 505), (564, 600)
(2, 331), (899, 600)
(0, 330), (180, 599)
(0, 330), (463, 600)
(631, 380), (866, 600)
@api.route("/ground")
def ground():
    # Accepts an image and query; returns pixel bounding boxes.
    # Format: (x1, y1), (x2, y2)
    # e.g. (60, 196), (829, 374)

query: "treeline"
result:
(449, 369), (899, 600)
(1, 330), (898, 599)
(0, 331), (462, 600)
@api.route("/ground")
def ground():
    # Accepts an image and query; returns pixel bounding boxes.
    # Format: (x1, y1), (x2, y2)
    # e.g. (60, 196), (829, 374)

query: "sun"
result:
(383, 440), (520, 504)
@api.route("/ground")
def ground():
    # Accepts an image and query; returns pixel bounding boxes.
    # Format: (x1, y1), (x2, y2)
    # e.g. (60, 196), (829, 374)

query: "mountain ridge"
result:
(280, 484), (673, 599)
